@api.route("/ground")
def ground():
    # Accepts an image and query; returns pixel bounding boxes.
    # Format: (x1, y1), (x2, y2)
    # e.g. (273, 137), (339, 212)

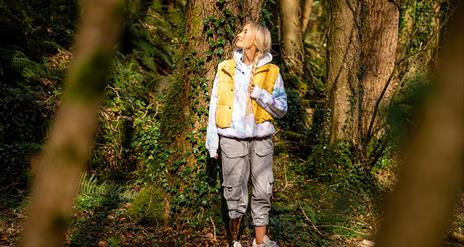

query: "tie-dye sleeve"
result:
(205, 74), (219, 158)
(250, 73), (287, 118)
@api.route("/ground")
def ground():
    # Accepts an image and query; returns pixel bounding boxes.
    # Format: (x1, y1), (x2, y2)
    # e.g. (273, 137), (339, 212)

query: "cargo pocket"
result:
(220, 137), (248, 159)
(267, 174), (274, 197)
(222, 175), (243, 201)
(255, 137), (273, 157)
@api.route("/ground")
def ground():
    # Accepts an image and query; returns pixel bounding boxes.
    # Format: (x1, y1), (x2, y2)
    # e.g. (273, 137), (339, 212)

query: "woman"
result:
(206, 22), (287, 247)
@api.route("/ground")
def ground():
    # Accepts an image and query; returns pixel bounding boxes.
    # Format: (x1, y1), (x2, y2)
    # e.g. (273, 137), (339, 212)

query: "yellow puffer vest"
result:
(216, 59), (279, 128)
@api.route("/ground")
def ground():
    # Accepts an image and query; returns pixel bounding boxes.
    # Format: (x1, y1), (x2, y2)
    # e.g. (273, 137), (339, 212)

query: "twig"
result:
(317, 224), (368, 236)
(209, 216), (217, 241)
(299, 205), (324, 236)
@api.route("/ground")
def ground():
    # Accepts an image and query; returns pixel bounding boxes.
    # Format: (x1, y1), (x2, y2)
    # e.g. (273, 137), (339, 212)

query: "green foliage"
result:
(0, 80), (49, 195)
(128, 185), (165, 225)
(76, 173), (123, 210)
(386, 73), (432, 147)
(277, 87), (306, 132)
(5, 50), (49, 79)
(0, 0), (76, 198)
(106, 237), (121, 247)
(89, 1), (183, 180)
(399, 0), (438, 74)
(0, 0), (77, 56)
(203, 1), (237, 62)
(301, 141), (373, 191)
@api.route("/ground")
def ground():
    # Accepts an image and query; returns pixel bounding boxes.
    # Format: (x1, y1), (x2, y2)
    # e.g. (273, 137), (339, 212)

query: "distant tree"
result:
(326, 0), (361, 142)
(326, 0), (399, 163)
(359, 0), (399, 148)
(302, 0), (314, 35)
(279, 0), (314, 76)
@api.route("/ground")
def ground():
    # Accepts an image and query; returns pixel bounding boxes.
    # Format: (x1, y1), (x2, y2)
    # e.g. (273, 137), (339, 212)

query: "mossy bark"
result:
(19, 0), (123, 246)
(156, 0), (244, 223)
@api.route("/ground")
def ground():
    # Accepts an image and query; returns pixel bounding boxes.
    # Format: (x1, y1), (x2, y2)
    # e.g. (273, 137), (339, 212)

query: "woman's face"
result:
(235, 24), (255, 49)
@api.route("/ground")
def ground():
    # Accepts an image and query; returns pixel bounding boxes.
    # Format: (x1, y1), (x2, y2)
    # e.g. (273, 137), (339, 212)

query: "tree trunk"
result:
(280, 0), (305, 76)
(327, 0), (399, 149)
(302, 0), (314, 35)
(243, 0), (264, 22)
(19, 0), (123, 246)
(326, 0), (361, 142)
(359, 0), (399, 143)
(155, 0), (245, 222)
(376, 3), (464, 246)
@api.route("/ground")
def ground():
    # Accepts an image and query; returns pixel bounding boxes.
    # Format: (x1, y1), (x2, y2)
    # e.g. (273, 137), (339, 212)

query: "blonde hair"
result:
(237, 21), (272, 115)
(240, 21), (272, 66)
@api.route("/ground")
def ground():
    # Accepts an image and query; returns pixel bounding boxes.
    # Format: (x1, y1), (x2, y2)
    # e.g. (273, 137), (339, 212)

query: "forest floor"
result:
(2, 154), (464, 246)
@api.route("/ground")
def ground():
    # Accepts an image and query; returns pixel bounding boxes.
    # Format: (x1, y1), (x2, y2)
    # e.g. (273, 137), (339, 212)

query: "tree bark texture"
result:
(19, 0), (123, 246)
(359, 0), (399, 142)
(376, 3), (464, 246)
(280, 0), (305, 76)
(327, 0), (361, 143)
(327, 0), (399, 147)
(302, 0), (314, 35)
(243, 0), (264, 22)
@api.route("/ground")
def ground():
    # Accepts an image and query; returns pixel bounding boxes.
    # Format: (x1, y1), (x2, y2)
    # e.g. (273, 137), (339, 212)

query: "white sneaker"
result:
(252, 235), (279, 247)
(231, 240), (242, 247)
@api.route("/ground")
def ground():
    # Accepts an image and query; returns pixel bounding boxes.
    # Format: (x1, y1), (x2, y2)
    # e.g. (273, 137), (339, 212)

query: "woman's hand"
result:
(248, 83), (255, 95)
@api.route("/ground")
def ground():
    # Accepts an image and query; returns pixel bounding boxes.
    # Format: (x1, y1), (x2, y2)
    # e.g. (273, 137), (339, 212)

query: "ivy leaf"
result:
(217, 37), (225, 46)
(215, 48), (224, 56)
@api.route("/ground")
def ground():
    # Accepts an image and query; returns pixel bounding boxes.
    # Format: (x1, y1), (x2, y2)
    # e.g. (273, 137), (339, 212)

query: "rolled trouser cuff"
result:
(252, 218), (269, 226)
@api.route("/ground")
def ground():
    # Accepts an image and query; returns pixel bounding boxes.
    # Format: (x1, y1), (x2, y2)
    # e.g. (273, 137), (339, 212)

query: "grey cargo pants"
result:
(220, 135), (274, 226)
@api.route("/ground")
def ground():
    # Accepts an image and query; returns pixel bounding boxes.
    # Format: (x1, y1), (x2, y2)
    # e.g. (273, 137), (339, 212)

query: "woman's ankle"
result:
(255, 225), (266, 244)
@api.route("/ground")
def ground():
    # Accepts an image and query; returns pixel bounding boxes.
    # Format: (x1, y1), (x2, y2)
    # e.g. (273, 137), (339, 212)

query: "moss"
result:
(128, 185), (165, 225)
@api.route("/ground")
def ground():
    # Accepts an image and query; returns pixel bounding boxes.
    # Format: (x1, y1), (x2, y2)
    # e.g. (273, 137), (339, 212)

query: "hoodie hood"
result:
(233, 49), (273, 70)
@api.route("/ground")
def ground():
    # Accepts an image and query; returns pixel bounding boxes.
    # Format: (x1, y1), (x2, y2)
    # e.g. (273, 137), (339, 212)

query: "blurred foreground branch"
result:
(20, 0), (123, 246)
(375, 2), (464, 247)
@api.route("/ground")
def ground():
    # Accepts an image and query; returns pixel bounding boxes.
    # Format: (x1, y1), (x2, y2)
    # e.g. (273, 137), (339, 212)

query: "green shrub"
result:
(128, 185), (165, 225)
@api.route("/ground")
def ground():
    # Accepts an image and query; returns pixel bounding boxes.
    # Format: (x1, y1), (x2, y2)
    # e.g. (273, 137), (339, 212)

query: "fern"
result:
(11, 51), (48, 79)
(0, 49), (48, 79)
(76, 173), (123, 210)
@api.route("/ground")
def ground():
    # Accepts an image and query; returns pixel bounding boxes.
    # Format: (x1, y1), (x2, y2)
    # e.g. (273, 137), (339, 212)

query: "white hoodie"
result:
(205, 49), (288, 158)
